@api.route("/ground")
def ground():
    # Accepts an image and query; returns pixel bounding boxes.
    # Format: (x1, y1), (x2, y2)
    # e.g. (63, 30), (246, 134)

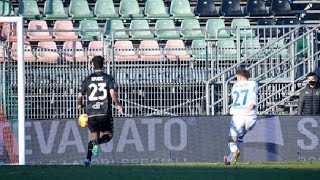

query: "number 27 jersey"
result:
(230, 81), (258, 116)
(79, 72), (117, 116)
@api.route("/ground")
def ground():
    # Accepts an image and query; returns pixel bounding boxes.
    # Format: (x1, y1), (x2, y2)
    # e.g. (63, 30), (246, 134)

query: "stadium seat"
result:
(18, 0), (42, 19)
(191, 40), (208, 61)
(36, 41), (60, 63)
(170, 0), (195, 18)
(104, 20), (129, 40)
(0, 0), (14, 16)
(164, 40), (190, 61)
(194, 0), (218, 17)
(206, 19), (230, 38)
(267, 39), (289, 58)
(1, 23), (27, 42)
(129, 20), (154, 40)
(219, 0), (243, 16)
(139, 40), (165, 61)
(113, 41), (139, 61)
(241, 39), (263, 58)
(11, 42), (36, 62)
(282, 18), (300, 25)
(257, 19), (278, 38)
(0, 45), (5, 62)
(180, 19), (204, 39)
(94, 0), (119, 19)
(53, 20), (78, 41)
(145, 0), (170, 19)
(69, 0), (93, 19)
(231, 19), (254, 38)
(62, 41), (88, 62)
(27, 20), (52, 41)
(216, 39), (237, 60)
(88, 41), (109, 60)
(43, 0), (68, 19)
(271, 0), (293, 15)
(119, 0), (144, 19)
(79, 20), (100, 41)
(245, 0), (269, 16)
(155, 20), (180, 40)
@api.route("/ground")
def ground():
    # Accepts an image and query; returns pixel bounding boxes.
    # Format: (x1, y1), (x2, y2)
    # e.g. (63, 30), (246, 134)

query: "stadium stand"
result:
(191, 39), (207, 61)
(206, 19), (230, 38)
(164, 40), (190, 61)
(94, 0), (119, 19)
(88, 41), (109, 60)
(69, 0), (93, 19)
(194, 0), (219, 17)
(219, 0), (243, 16)
(230, 18), (254, 38)
(43, 0), (68, 19)
(36, 41), (60, 63)
(129, 20), (154, 40)
(11, 42), (36, 62)
(113, 40), (139, 61)
(53, 20), (78, 41)
(170, 0), (195, 18)
(18, 0), (42, 19)
(155, 20), (180, 40)
(181, 19), (205, 40)
(139, 40), (165, 61)
(0, 0), (14, 16)
(270, 0), (293, 15)
(79, 20), (100, 41)
(119, 0), (144, 19)
(104, 20), (129, 40)
(27, 20), (52, 41)
(144, 0), (170, 19)
(62, 41), (88, 62)
(245, 0), (269, 16)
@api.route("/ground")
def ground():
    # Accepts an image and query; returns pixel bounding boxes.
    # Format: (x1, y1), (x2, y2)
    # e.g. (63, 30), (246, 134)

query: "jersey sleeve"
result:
(247, 82), (258, 105)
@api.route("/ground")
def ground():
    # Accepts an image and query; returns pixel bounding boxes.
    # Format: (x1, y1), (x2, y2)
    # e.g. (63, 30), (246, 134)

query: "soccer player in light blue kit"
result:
(224, 69), (258, 165)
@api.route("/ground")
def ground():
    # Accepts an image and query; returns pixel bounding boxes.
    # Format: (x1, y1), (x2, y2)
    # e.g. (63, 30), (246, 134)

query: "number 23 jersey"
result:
(230, 81), (258, 116)
(79, 72), (117, 116)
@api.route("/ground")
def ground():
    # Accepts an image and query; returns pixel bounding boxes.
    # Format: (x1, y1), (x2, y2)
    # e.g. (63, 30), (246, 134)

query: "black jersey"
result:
(79, 72), (117, 116)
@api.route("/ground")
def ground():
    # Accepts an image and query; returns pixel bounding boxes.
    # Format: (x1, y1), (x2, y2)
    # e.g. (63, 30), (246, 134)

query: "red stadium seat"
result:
(27, 20), (52, 41)
(88, 41), (109, 61)
(1, 23), (26, 42)
(113, 41), (139, 61)
(62, 41), (88, 62)
(164, 40), (190, 61)
(139, 40), (164, 61)
(53, 20), (78, 41)
(36, 41), (60, 63)
(11, 42), (36, 62)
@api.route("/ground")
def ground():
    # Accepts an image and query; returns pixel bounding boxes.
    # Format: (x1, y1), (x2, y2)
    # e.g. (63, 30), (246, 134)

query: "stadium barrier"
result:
(1, 116), (319, 165)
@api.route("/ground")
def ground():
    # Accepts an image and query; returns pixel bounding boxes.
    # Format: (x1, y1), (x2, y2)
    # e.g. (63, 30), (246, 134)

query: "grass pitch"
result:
(1, 161), (320, 180)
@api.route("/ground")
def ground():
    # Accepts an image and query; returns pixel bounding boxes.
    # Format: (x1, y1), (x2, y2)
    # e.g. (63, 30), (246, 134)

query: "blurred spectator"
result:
(297, 72), (320, 115)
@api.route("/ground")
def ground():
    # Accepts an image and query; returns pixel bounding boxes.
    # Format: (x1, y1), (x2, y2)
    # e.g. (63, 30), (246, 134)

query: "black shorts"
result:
(87, 115), (113, 133)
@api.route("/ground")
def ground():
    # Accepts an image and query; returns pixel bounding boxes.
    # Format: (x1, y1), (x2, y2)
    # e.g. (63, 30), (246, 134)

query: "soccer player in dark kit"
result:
(77, 56), (123, 166)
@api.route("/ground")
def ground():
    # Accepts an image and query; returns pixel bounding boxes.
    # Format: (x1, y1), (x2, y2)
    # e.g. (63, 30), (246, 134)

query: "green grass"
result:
(1, 161), (320, 180)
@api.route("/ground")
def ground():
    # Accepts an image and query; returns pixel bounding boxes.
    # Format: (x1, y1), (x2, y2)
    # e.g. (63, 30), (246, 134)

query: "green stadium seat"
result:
(268, 39), (289, 58)
(217, 39), (237, 60)
(129, 20), (154, 40)
(241, 39), (263, 58)
(79, 20), (100, 41)
(191, 40), (208, 61)
(44, 0), (68, 19)
(155, 20), (180, 40)
(0, 0), (14, 16)
(104, 20), (129, 40)
(119, 0), (144, 19)
(180, 19), (204, 39)
(94, 0), (119, 19)
(231, 19), (255, 38)
(145, 0), (170, 19)
(69, 0), (94, 19)
(18, 0), (43, 19)
(170, 0), (195, 18)
(206, 19), (230, 38)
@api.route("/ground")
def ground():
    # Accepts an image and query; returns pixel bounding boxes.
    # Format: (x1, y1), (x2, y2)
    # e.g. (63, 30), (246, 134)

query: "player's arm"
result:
(297, 89), (305, 115)
(110, 89), (123, 113)
(77, 79), (87, 109)
(248, 82), (259, 111)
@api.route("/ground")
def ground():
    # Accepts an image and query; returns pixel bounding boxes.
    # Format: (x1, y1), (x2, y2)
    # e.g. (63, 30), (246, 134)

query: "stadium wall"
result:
(1, 116), (320, 165)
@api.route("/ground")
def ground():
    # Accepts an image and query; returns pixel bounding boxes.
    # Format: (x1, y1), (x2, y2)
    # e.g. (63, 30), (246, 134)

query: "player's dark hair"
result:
(91, 56), (104, 70)
(236, 68), (250, 79)
(307, 72), (317, 78)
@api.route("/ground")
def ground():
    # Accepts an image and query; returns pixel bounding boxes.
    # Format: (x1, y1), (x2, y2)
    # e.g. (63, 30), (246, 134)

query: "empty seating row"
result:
(0, 0), (296, 20)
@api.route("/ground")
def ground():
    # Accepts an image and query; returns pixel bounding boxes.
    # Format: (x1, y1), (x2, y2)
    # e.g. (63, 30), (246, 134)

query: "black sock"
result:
(97, 134), (112, 144)
(86, 141), (94, 160)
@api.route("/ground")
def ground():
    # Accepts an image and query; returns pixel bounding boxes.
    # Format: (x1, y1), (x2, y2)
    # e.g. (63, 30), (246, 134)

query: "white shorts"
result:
(229, 115), (257, 139)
